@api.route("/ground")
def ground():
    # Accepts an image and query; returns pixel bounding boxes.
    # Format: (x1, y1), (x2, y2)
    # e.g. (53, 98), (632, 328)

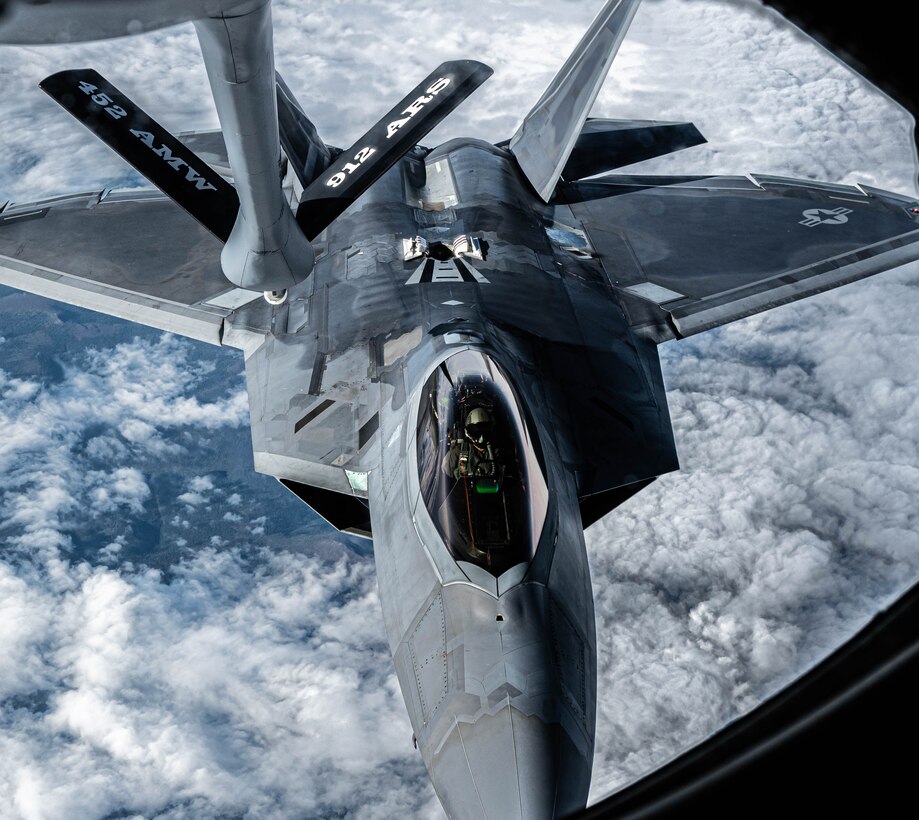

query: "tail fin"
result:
(509, 0), (642, 201)
(276, 72), (332, 189)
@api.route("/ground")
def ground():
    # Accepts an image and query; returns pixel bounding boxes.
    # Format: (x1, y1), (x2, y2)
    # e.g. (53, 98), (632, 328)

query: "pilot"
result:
(442, 407), (497, 480)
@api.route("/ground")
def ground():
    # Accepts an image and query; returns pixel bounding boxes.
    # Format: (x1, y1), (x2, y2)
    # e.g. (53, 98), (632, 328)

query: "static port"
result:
(495, 614), (505, 622)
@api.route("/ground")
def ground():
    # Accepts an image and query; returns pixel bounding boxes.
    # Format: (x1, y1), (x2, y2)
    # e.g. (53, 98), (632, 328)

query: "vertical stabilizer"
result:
(508, 0), (642, 201)
(276, 72), (332, 189)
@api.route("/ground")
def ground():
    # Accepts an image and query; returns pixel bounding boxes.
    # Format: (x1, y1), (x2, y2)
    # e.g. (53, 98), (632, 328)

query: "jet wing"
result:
(178, 129), (232, 176)
(0, 189), (268, 347)
(558, 174), (919, 339)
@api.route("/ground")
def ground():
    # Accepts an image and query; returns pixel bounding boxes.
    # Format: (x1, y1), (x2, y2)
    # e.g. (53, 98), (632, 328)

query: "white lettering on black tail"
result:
(184, 167), (218, 192)
(385, 77), (452, 139)
(129, 130), (217, 192)
(129, 129), (156, 147)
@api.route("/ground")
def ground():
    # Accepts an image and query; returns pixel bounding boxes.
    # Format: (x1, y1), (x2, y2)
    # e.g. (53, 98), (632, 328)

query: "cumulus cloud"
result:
(0, 0), (918, 818)
(0, 335), (247, 552)
(587, 262), (919, 797)
(87, 467), (151, 515)
(0, 335), (434, 819)
(0, 548), (432, 820)
(177, 475), (219, 508)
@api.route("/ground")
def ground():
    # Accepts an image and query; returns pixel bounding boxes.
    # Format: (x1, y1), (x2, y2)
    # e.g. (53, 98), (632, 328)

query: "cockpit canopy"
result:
(416, 350), (549, 578)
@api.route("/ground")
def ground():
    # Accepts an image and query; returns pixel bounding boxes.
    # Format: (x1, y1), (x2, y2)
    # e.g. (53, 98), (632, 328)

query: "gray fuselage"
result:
(258, 138), (677, 817)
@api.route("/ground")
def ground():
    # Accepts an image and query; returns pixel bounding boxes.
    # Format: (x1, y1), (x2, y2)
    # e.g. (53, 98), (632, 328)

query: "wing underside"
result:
(558, 174), (919, 339)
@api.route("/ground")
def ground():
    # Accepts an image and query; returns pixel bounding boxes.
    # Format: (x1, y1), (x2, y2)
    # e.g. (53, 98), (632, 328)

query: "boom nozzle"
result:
(195, 0), (314, 292)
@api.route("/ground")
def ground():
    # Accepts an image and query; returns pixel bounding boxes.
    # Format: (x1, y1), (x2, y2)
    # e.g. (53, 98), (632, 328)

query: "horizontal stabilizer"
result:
(509, 0), (643, 201)
(40, 68), (240, 241)
(276, 72), (332, 189)
(579, 477), (655, 529)
(296, 59), (492, 240)
(279, 479), (372, 539)
(562, 119), (705, 180)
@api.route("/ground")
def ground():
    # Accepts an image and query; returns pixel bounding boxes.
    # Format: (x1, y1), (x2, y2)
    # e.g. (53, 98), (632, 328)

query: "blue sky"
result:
(1, 0), (918, 817)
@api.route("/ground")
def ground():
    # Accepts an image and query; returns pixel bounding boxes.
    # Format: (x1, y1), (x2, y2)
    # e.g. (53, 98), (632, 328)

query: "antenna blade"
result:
(509, 0), (643, 202)
(296, 59), (492, 240)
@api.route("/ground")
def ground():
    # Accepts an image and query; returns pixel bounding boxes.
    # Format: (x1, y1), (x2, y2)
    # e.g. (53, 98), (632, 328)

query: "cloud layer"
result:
(587, 263), (919, 794)
(1, 0), (918, 817)
(0, 335), (437, 819)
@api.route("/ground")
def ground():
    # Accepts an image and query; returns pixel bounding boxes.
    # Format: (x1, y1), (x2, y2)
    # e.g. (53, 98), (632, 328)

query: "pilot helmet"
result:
(465, 407), (492, 442)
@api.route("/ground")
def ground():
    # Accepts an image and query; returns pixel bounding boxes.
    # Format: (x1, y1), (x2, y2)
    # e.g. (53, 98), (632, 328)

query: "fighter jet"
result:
(1, 0), (918, 817)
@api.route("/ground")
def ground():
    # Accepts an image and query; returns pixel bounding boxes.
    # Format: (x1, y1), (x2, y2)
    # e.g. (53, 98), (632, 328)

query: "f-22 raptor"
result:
(2, 0), (918, 817)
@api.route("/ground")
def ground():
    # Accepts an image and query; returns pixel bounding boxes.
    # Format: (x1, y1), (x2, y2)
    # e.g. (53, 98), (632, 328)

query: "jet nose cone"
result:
(429, 705), (589, 820)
